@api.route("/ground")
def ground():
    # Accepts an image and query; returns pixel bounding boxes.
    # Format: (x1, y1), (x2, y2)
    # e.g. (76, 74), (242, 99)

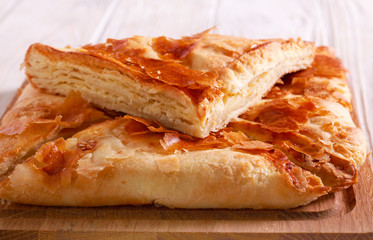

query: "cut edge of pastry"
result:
(2, 34), (367, 209)
(24, 36), (314, 138)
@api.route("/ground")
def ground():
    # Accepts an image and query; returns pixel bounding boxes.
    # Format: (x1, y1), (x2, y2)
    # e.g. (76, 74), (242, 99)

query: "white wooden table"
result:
(0, 0), (372, 238)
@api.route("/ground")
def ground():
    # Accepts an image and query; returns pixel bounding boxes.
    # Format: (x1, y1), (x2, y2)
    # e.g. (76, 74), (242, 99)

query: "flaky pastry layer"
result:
(0, 41), (366, 209)
(231, 47), (367, 191)
(0, 116), (328, 208)
(0, 86), (107, 181)
(25, 31), (315, 137)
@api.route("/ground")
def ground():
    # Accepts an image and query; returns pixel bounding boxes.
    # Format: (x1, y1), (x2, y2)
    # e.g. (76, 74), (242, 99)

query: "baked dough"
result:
(24, 30), (315, 138)
(0, 46), (366, 209)
(0, 85), (108, 181)
(0, 115), (328, 208)
(230, 47), (367, 191)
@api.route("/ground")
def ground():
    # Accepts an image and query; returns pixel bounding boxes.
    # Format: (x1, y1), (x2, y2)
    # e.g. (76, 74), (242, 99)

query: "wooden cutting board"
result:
(0, 83), (372, 240)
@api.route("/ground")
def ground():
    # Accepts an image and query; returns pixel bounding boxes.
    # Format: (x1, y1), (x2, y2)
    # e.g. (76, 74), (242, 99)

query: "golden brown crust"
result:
(0, 85), (108, 181)
(230, 47), (367, 191)
(0, 116), (328, 208)
(0, 41), (366, 209)
(265, 46), (351, 108)
(24, 31), (315, 137)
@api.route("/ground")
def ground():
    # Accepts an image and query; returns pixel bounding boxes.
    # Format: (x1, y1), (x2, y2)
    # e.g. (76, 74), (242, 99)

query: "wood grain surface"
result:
(0, 0), (372, 239)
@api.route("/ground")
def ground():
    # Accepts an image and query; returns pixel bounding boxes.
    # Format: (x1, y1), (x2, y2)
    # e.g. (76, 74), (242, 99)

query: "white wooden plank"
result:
(0, 0), (21, 26)
(215, 0), (316, 40)
(353, 0), (373, 152)
(98, 0), (218, 41)
(89, 0), (121, 44)
(0, 0), (114, 116)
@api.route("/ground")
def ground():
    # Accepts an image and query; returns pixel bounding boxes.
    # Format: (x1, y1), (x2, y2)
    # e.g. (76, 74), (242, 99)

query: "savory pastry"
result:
(24, 30), (315, 138)
(230, 47), (367, 191)
(0, 115), (328, 208)
(0, 85), (108, 181)
(0, 44), (366, 209)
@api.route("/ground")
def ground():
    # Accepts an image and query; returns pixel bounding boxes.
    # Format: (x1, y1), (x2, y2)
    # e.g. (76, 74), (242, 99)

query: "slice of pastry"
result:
(229, 47), (367, 191)
(0, 85), (108, 181)
(0, 115), (329, 208)
(24, 30), (315, 137)
(0, 46), (366, 209)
